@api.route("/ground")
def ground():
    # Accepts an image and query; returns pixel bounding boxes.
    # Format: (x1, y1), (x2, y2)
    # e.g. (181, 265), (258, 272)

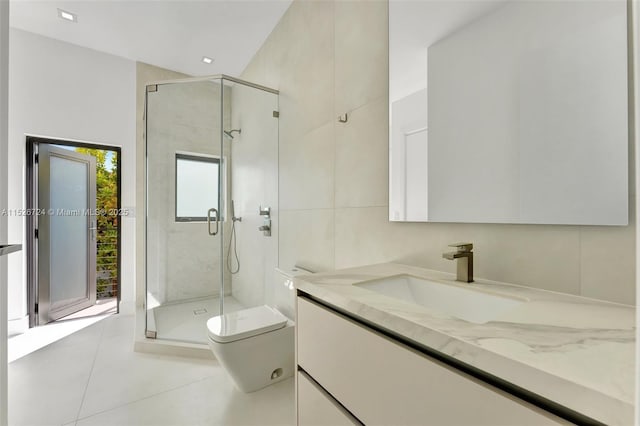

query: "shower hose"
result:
(226, 218), (240, 274)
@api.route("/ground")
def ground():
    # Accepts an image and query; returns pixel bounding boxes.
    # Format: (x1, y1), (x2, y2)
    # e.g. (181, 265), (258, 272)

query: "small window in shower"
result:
(175, 153), (222, 222)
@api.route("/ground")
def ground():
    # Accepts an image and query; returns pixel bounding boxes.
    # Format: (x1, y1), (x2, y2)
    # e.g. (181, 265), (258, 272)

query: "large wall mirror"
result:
(389, 0), (629, 225)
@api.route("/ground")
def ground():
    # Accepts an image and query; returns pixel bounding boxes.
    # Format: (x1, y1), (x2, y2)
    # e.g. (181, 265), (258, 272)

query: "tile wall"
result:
(241, 0), (635, 304)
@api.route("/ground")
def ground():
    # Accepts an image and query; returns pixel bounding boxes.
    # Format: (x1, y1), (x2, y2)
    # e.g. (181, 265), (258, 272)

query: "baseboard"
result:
(8, 315), (28, 337)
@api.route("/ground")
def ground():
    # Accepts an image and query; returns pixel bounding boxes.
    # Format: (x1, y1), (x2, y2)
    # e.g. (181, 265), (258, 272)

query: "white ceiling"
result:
(9, 0), (292, 77)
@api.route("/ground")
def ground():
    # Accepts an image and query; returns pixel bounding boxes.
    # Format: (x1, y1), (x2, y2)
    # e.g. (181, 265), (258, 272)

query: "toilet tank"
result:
(273, 266), (313, 320)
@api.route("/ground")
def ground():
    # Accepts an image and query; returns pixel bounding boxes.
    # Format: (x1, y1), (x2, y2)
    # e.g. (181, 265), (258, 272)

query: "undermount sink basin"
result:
(355, 275), (525, 324)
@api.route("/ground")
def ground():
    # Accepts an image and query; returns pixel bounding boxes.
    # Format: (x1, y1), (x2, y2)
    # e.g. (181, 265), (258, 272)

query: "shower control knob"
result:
(259, 218), (272, 237)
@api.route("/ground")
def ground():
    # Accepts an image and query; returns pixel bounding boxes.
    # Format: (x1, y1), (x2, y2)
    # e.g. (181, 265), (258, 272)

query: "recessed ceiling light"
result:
(57, 8), (78, 23)
(202, 56), (214, 64)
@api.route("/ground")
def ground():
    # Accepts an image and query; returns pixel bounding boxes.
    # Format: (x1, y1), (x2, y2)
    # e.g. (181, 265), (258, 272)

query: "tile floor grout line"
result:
(73, 316), (109, 423)
(73, 375), (214, 424)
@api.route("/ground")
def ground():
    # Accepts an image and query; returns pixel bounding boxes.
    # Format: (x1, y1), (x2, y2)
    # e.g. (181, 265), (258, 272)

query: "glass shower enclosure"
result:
(144, 75), (279, 344)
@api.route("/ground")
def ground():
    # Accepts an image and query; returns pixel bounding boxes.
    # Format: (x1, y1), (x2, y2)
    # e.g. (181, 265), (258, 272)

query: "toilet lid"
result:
(206, 305), (288, 343)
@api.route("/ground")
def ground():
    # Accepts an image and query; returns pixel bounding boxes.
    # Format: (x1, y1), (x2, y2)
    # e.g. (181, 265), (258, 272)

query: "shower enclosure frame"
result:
(143, 74), (279, 340)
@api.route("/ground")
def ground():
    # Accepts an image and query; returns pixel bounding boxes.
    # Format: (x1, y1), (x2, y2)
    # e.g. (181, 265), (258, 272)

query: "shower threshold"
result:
(151, 295), (245, 345)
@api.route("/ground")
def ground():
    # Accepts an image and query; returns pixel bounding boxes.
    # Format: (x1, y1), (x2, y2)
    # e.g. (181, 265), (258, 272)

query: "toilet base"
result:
(208, 321), (295, 393)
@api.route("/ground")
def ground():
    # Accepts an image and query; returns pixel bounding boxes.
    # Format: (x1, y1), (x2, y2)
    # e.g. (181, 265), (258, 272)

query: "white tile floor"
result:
(9, 314), (295, 426)
(8, 299), (117, 363)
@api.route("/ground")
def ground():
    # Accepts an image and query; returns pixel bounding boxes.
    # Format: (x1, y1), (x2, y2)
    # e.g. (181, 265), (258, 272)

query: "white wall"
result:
(427, 0), (628, 224)
(1, 3), (9, 424)
(241, 0), (635, 305)
(8, 29), (137, 331)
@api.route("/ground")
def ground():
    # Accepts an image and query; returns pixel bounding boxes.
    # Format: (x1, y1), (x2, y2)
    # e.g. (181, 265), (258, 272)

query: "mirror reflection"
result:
(389, 0), (628, 225)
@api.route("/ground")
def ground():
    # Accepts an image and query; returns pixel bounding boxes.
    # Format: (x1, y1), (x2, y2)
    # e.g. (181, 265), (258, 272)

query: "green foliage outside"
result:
(76, 148), (118, 298)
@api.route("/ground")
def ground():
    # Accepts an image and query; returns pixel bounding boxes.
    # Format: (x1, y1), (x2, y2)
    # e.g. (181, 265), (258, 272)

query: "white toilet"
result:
(206, 267), (312, 392)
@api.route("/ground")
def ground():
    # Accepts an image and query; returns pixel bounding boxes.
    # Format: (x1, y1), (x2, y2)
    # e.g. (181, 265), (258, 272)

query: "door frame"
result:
(26, 135), (122, 327)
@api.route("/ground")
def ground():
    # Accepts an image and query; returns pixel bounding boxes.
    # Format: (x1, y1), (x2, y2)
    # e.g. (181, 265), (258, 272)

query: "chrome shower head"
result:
(223, 129), (242, 139)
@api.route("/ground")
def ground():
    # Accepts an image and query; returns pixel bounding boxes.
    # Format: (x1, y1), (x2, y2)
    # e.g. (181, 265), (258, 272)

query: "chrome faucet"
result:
(443, 243), (474, 283)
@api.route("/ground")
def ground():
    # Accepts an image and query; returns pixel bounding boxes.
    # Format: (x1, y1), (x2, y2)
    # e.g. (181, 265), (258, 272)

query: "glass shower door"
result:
(145, 78), (227, 343)
(144, 75), (279, 346)
(221, 78), (279, 312)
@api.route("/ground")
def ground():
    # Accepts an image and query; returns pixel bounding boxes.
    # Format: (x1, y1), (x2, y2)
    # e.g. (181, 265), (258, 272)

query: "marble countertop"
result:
(294, 263), (635, 426)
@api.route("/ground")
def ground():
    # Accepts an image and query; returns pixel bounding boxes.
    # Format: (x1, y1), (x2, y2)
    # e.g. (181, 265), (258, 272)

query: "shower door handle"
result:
(207, 208), (219, 236)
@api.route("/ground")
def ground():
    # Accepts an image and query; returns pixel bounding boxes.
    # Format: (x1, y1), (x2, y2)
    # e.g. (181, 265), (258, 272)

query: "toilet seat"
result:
(206, 305), (288, 343)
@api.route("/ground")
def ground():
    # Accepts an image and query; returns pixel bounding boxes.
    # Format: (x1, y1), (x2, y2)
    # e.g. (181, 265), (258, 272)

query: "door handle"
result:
(207, 208), (219, 236)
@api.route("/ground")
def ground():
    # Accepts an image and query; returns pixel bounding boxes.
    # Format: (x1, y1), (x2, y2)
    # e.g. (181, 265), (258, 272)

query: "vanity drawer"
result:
(298, 371), (361, 426)
(297, 296), (569, 426)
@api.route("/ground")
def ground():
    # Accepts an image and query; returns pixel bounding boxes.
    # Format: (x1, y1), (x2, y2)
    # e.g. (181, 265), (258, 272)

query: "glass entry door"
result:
(37, 144), (97, 323)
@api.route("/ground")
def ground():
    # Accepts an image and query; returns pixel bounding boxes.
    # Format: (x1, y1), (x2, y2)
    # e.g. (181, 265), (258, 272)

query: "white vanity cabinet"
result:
(297, 371), (360, 426)
(296, 296), (570, 426)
